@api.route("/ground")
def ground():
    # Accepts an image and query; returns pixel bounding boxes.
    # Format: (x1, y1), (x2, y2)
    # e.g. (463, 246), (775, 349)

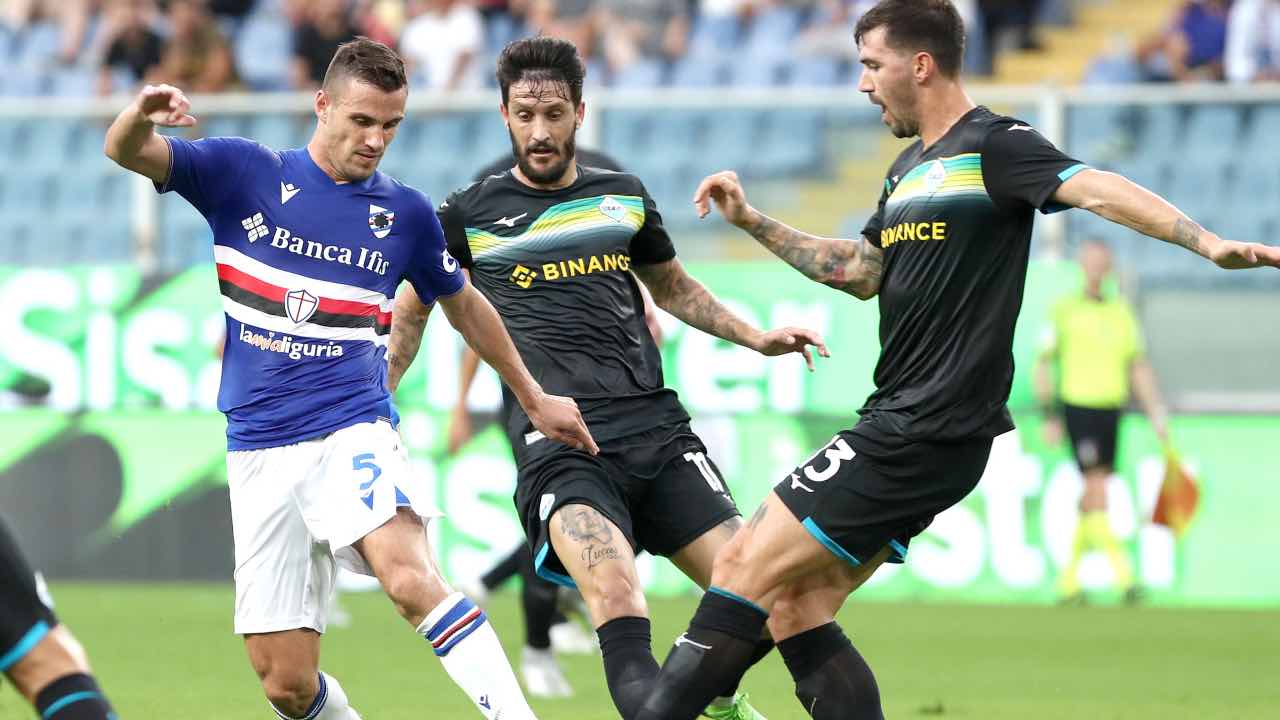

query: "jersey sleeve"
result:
(437, 191), (474, 269)
(405, 193), (467, 304)
(629, 182), (677, 266)
(862, 176), (893, 248)
(982, 122), (1089, 215)
(156, 135), (258, 218)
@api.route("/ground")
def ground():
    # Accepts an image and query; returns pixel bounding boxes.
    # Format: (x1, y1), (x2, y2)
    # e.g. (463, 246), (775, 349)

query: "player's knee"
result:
(768, 590), (831, 640)
(709, 529), (750, 590)
(260, 668), (319, 717)
(380, 564), (449, 624)
(584, 569), (646, 623)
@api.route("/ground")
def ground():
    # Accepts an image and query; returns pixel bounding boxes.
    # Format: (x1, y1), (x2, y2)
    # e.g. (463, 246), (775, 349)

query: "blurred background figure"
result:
(1225, 0), (1280, 82)
(149, 0), (236, 92)
(289, 0), (358, 89)
(596, 0), (689, 83)
(97, 0), (163, 96)
(1135, 0), (1229, 83)
(1037, 241), (1170, 606)
(401, 0), (485, 91)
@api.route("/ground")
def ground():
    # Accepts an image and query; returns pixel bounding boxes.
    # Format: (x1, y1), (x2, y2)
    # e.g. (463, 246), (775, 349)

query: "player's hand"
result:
(1207, 238), (1280, 270)
(136, 84), (196, 128)
(693, 170), (761, 229)
(528, 392), (599, 455)
(1043, 416), (1064, 447)
(445, 404), (474, 456)
(750, 327), (831, 372)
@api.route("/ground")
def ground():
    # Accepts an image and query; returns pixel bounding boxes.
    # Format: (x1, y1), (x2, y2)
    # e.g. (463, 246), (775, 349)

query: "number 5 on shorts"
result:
(354, 453), (382, 509)
(684, 451), (725, 494)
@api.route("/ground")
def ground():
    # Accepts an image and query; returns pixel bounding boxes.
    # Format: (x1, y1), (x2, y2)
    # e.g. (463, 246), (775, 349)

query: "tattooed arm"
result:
(692, 170), (885, 299)
(633, 258), (830, 369)
(1052, 168), (1280, 270)
(386, 282), (433, 393)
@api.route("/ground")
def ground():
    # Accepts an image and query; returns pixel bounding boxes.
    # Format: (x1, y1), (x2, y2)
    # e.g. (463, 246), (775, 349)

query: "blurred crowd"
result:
(0, 0), (1044, 97)
(1099, 0), (1280, 85)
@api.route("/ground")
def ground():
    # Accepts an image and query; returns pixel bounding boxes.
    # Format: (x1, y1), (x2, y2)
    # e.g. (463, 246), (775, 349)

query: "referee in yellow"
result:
(1036, 240), (1169, 605)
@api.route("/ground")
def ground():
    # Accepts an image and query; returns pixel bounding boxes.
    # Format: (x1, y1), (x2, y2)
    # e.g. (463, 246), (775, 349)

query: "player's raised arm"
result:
(1052, 169), (1280, 270)
(103, 83), (196, 184)
(693, 170), (884, 300)
(434, 282), (599, 455)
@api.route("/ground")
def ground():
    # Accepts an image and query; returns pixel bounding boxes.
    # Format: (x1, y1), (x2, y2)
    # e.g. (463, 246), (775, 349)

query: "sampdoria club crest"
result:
(285, 288), (319, 324)
(369, 204), (395, 239)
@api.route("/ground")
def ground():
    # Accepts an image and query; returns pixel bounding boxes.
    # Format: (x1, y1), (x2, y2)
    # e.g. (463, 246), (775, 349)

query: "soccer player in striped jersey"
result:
(104, 38), (596, 720)
(637, 2), (1280, 719)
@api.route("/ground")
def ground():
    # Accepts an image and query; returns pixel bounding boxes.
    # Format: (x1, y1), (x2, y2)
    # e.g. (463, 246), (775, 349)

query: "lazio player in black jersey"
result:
(387, 37), (829, 720)
(0, 517), (117, 718)
(636, 2), (1280, 719)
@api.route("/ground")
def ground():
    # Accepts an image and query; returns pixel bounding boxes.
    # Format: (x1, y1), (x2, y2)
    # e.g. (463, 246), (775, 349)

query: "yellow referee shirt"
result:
(1043, 293), (1144, 410)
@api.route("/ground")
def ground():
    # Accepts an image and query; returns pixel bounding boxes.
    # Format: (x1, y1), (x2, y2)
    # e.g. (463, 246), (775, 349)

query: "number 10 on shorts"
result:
(684, 451), (725, 494)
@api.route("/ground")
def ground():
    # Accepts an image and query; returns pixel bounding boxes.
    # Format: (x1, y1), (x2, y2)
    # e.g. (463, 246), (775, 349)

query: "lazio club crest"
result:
(369, 204), (396, 239)
(285, 288), (319, 324)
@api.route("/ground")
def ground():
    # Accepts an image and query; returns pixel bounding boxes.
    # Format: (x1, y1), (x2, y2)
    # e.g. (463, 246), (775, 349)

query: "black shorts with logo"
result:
(0, 517), (58, 675)
(775, 424), (993, 567)
(515, 421), (740, 588)
(1062, 404), (1120, 472)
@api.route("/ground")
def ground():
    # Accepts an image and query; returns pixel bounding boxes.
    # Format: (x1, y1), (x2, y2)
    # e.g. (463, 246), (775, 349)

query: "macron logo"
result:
(495, 212), (527, 228)
(281, 181), (301, 205)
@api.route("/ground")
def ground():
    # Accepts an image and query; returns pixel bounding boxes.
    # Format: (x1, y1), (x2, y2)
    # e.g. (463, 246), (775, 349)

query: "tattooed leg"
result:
(548, 504), (645, 626)
(549, 504), (656, 719)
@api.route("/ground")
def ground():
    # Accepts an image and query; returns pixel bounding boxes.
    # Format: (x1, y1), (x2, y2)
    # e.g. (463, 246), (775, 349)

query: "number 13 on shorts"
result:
(684, 451), (726, 494)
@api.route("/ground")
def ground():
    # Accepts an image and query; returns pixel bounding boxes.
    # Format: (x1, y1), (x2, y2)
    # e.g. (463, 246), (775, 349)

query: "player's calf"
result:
(6, 626), (117, 720)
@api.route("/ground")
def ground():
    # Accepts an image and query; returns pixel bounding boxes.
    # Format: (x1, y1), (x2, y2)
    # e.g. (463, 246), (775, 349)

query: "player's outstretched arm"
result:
(387, 283), (435, 393)
(693, 170), (884, 299)
(438, 283), (599, 455)
(104, 84), (196, 184)
(1053, 169), (1280, 270)
(633, 257), (831, 370)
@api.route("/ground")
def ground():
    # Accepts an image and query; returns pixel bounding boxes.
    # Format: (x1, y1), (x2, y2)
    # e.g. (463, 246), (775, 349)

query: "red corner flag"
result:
(1152, 447), (1199, 536)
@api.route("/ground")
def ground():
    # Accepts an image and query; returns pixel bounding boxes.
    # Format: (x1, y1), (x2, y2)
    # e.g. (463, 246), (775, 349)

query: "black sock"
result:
(778, 623), (883, 720)
(597, 616), (660, 720)
(719, 635), (775, 699)
(519, 555), (559, 650)
(637, 588), (769, 720)
(481, 543), (527, 591)
(35, 673), (116, 719)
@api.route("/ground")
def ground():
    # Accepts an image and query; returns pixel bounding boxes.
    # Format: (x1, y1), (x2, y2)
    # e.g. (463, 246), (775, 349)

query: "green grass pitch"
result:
(2, 584), (1277, 718)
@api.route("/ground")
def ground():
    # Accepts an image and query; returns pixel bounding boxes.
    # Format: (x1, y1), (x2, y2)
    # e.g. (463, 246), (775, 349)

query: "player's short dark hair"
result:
(496, 37), (586, 107)
(854, 0), (966, 77)
(323, 36), (407, 94)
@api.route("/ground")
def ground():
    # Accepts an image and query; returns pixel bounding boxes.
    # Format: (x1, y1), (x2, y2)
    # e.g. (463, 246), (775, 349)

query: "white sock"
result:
(418, 592), (537, 720)
(269, 673), (360, 720)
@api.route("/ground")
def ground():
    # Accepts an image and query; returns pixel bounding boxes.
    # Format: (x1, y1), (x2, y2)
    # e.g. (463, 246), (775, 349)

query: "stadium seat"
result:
(1182, 106), (1243, 160)
(788, 57), (842, 87)
(245, 114), (301, 150)
(234, 15), (292, 91)
(687, 15), (741, 58)
(1134, 105), (1183, 157)
(49, 67), (96, 97)
(671, 56), (726, 88)
(612, 60), (665, 89)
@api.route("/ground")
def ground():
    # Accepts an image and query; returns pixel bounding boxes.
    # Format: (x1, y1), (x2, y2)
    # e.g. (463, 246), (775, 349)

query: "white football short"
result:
(227, 420), (440, 635)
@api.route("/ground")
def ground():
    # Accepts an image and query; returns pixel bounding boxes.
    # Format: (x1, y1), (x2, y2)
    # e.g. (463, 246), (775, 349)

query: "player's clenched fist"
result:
(527, 392), (600, 455)
(136, 84), (197, 127)
(693, 170), (762, 229)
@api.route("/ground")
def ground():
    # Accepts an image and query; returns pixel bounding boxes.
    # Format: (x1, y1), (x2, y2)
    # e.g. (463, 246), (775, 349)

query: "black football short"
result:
(515, 422), (740, 588)
(0, 517), (58, 675)
(775, 428), (992, 567)
(1063, 404), (1120, 472)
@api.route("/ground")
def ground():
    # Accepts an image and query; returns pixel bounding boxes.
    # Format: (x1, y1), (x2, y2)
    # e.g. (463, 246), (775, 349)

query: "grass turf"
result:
(2, 584), (1277, 718)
